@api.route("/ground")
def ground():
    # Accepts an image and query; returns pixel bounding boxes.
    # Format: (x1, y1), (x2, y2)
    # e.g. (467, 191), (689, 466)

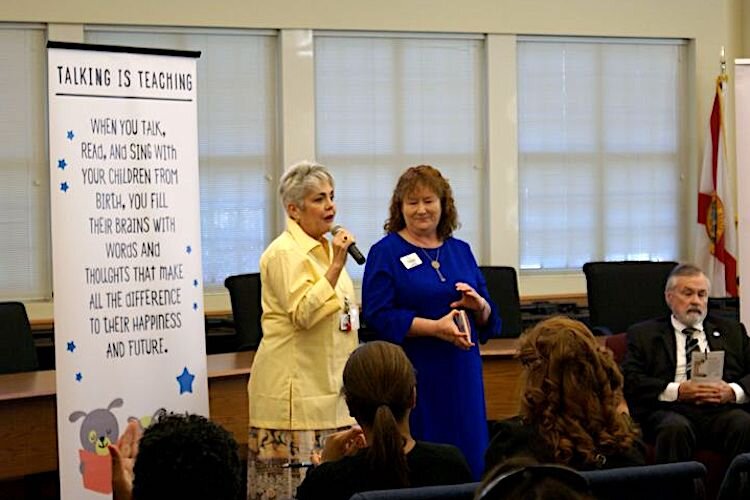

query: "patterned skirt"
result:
(246, 426), (346, 500)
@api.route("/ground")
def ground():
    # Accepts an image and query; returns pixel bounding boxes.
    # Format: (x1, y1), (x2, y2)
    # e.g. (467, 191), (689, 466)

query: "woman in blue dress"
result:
(362, 164), (502, 479)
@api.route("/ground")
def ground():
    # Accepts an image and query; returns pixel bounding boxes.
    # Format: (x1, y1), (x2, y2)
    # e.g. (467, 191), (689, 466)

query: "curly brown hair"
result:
(383, 165), (459, 240)
(517, 316), (638, 467)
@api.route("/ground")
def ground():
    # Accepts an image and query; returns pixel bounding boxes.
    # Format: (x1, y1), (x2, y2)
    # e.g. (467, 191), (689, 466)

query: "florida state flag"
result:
(696, 75), (738, 297)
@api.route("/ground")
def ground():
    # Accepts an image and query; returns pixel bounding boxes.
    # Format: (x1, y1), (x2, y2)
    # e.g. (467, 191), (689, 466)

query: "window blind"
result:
(315, 34), (486, 283)
(86, 27), (279, 290)
(0, 25), (50, 300)
(517, 38), (688, 271)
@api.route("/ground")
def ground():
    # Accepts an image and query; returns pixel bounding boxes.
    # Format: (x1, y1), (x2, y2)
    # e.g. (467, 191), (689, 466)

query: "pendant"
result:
(432, 260), (447, 282)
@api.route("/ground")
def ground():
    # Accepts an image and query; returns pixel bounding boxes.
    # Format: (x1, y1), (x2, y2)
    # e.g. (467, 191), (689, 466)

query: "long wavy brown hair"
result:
(517, 316), (638, 467)
(383, 165), (459, 240)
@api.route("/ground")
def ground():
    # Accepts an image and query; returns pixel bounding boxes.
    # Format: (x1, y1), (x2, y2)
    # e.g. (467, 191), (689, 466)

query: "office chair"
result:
(224, 273), (263, 351)
(717, 452), (750, 500)
(583, 261), (678, 335)
(0, 301), (39, 374)
(350, 462), (707, 500)
(349, 482), (478, 500)
(479, 266), (522, 338)
(581, 461), (707, 500)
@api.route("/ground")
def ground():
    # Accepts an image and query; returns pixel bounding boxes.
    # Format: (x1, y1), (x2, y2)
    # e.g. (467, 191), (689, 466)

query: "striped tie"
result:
(683, 327), (699, 380)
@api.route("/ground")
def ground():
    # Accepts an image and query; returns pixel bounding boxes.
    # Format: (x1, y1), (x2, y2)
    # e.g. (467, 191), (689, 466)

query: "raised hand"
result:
(109, 420), (142, 500)
(450, 282), (485, 311)
(451, 282), (490, 326)
(320, 425), (367, 463)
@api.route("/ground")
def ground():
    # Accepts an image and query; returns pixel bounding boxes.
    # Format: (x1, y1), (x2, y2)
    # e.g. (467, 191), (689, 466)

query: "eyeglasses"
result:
(477, 464), (590, 499)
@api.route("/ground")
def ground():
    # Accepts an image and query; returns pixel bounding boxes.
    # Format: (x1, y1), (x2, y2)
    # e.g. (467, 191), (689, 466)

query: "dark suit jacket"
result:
(622, 315), (750, 419)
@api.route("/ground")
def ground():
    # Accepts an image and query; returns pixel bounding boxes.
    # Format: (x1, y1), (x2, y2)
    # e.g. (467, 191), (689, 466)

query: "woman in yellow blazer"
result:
(247, 160), (359, 499)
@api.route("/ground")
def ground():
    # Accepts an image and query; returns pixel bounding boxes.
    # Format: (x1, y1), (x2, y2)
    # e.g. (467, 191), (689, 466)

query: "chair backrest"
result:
(348, 462), (707, 500)
(348, 482), (479, 500)
(717, 452), (750, 500)
(0, 301), (39, 374)
(479, 266), (522, 338)
(604, 332), (628, 364)
(224, 273), (262, 351)
(581, 461), (706, 500)
(583, 261), (678, 334)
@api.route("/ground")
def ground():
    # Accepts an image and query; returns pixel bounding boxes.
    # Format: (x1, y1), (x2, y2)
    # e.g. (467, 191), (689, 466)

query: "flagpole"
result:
(696, 45), (739, 297)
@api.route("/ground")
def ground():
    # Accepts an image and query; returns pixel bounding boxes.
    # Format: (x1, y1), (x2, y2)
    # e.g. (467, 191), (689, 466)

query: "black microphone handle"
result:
(331, 225), (366, 265)
(347, 243), (366, 265)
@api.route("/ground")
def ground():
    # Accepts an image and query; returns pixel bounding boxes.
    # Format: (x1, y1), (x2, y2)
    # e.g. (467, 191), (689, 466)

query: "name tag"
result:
(400, 252), (422, 269)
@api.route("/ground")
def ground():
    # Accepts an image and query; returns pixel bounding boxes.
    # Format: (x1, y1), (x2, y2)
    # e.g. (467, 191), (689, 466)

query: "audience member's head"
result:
(476, 457), (591, 500)
(342, 340), (417, 488)
(131, 412), (241, 500)
(517, 316), (638, 467)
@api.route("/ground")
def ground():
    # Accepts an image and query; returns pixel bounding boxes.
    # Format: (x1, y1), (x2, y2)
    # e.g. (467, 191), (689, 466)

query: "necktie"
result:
(683, 327), (699, 380)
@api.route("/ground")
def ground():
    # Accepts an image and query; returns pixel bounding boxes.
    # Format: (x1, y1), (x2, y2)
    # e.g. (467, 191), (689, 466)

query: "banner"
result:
(695, 74), (738, 297)
(48, 42), (206, 499)
(736, 61), (750, 322)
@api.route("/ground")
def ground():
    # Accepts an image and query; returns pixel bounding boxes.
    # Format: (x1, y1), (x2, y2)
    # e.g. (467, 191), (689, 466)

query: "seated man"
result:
(622, 263), (750, 462)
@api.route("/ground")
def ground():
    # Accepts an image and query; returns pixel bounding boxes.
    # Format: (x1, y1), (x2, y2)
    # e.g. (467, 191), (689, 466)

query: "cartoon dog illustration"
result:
(127, 407), (166, 432)
(69, 398), (123, 494)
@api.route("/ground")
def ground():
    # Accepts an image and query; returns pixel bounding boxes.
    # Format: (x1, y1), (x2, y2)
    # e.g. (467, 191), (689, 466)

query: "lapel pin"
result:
(712, 331), (720, 337)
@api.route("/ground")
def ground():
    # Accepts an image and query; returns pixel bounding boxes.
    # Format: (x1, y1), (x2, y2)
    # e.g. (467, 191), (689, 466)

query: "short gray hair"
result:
(279, 161), (335, 211)
(665, 263), (710, 292)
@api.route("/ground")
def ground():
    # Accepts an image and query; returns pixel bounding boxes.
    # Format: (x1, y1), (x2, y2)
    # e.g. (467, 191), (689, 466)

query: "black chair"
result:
(349, 482), (478, 500)
(350, 462), (707, 500)
(717, 452), (750, 500)
(583, 261), (678, 335)
(581, 461), (706, 500)
(224, 273), (262, 351)
(0, 301), (39, 374)
(479, 266), (522, 338)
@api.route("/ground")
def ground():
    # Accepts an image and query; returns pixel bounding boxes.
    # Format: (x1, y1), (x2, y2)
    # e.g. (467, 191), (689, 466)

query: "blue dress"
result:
(362, 232), (502, 479)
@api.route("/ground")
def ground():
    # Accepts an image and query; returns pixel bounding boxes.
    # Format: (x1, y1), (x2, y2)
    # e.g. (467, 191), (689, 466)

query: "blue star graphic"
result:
(66, 130), (74, 140)
(57, 159), (67, 170)
(67, 341), (76, 352)
(186, 245), (192, 254)
(176, 367), (195, 394)
(60, 182), (69, 192)
(193, 279), (199, 287)
(75, 372), (83, 382)
(193, 302), (198, 311)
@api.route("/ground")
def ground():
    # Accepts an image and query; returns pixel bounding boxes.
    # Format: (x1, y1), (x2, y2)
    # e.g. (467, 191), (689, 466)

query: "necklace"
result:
(419, 247), (446, 282)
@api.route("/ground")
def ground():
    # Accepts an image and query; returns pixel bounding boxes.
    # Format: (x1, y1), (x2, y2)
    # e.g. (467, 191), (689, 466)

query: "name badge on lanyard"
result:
(340, 297), (359, 332)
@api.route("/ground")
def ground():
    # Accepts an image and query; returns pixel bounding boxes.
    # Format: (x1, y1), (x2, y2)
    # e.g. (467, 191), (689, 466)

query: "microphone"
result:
(330, 225), (366, 265)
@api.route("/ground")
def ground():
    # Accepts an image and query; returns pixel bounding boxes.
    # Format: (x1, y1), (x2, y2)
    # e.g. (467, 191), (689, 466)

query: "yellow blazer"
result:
(248, 218), (358, 429)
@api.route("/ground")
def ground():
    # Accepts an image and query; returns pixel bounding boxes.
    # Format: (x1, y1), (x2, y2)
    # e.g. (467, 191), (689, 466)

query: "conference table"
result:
(0, 338), (522, 480)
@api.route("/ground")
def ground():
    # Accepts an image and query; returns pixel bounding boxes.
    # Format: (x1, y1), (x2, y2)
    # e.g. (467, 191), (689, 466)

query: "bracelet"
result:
(478, 298), (489, 315)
